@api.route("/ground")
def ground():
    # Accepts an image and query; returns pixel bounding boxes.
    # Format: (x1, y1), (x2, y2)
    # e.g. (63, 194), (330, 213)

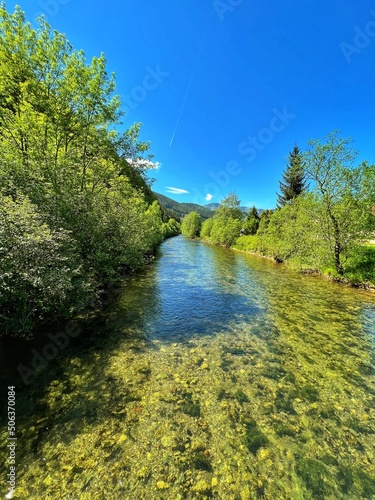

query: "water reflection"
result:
(110, 239), (266, 342)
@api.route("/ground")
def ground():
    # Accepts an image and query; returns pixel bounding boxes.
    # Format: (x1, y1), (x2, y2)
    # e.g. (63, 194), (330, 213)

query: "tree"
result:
(142, 201), (165, 252)
(277, 145), (307, 207)
(242, 206), (260, 235)
(162, 218), (180, 238)
(257, 194), (331, 265)
(215, 192), (243, 220)
(200, 218), (213, 239)
(210, 193), (243, 247)
(302, 131), (375, 275)
(257, 209), (274, 233)
(181, 212), (202, 238)
(210, 217), (241, 247)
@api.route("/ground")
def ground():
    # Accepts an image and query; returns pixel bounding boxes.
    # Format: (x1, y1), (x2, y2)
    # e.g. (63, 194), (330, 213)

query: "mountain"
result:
(155, 193), (214, 220)
(155, 193), (264, 220)
(204, 203), (221, 211)
(204, 203), (263, 215)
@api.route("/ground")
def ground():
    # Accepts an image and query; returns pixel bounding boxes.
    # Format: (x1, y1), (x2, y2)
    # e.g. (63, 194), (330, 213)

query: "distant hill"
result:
(205, 203), (263, 215)
(240, 206), (251, 214)
(155, 193), (264, 220)
(155, 193), (214, 220)
(204, 203), (221, 211)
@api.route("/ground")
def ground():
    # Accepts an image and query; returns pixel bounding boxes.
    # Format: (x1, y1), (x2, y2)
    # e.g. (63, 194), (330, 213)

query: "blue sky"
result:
(11, 0), (375, 208)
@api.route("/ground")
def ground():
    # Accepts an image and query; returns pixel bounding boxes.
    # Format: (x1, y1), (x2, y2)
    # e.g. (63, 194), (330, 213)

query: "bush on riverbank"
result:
(0, 6), (176, 336)
(234, 202), (375, 286)
(0, 193), (91, 335)
(200, 218), (213, 239)
(234, 235), (375, 286)
(235, 194), (332, 269)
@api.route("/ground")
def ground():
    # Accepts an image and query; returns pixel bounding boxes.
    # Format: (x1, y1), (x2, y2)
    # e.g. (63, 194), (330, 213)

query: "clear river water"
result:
(1, 235), (375, 499)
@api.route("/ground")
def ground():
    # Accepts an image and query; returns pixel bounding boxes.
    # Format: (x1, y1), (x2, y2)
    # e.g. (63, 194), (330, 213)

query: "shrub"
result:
(0, 194), (89, 336)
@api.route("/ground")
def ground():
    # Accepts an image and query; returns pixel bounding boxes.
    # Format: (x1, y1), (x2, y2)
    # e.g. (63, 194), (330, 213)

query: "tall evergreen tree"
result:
(243, 206), (260, 235)
(276, 145), (306, 207)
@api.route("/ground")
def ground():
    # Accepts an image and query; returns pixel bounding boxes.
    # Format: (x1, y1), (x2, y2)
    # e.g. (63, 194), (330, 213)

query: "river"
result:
(1, 235), (375, 499)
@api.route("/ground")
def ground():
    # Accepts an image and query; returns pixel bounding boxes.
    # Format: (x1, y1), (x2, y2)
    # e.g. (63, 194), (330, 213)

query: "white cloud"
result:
(166, 187), (189, 195)
(205, 194), (213, 201)
(126, 158), (161, 170)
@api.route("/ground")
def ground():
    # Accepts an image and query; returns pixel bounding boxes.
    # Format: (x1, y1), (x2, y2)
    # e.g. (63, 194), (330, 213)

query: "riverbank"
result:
(234, 245), (375, 290)
(199, 237), (375, 291)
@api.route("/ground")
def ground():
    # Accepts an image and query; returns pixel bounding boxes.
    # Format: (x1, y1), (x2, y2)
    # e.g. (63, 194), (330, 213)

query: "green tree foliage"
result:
(257, 209), (274, 233)
(277, 145), (307, 208)
(0, 193), (90, 335)
(215, 192), (243, 220)
(242, 206), (260, 235)
(262, 194), (330, 265)
(210, 193), (243, 247)
(302, 131), (375, 275)
(236, 195), (332, 266)
(200, 218), (213, 239)
(0, 5), (168, 335)
(181, 212), (202, 238)
(211, 218), (242, 247)
(162, 218), (181, 238)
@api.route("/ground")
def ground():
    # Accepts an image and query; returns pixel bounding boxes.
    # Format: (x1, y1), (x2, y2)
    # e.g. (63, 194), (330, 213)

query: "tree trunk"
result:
(326, 201), (344, 275)
(334, 241), (343, 275)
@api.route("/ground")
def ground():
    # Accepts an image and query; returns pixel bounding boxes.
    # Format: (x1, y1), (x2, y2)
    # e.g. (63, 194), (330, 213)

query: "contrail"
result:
(169, 15), (212, 148)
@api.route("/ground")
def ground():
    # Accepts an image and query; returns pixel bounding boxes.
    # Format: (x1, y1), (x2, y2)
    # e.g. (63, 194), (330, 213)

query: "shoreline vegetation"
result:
(0, 6), (180, 339)
(181, 140), (375, 291)
(182, 225), (375, 292)
(230, 245), (375, 291)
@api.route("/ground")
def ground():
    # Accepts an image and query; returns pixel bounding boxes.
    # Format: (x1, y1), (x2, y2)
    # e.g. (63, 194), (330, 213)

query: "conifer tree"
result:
(276, 146), (306, 208)
(243, 206), (260, 235)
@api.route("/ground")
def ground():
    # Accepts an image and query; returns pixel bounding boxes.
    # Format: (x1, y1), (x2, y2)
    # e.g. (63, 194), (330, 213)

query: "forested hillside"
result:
(205, 203), (262, 215)
(155, 193), (213, 220)
(0, 6), (178, 336)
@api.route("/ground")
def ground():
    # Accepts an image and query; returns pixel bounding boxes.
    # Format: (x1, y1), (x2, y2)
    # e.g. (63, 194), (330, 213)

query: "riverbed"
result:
(1, 235), (375, 499)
